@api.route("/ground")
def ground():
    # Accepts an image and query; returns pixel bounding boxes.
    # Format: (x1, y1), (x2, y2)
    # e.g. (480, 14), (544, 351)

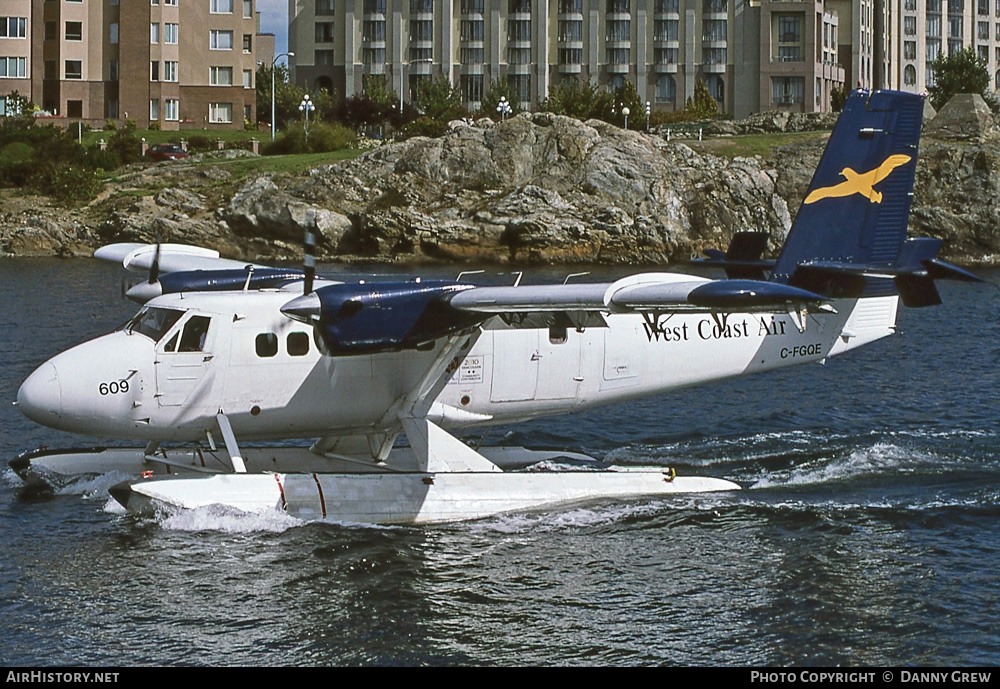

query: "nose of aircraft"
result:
(17, 361), (62, 425)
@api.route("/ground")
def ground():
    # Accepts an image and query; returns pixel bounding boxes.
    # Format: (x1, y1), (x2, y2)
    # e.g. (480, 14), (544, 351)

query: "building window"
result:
(164, 61), (178, 82)
(703, 47), (726, 64)
(462, 0), (484, 13)
(461, 20), (484, 41)
(905, 0), (916, 8)
(64, 60), (82, 80)
(703, 0), (726, 11)
(244, 0), (253, 17)
(151, 23), (160, 43)
(507, 19), (530, 41)
(607, 20), (630, 41)
(165, 99), (179, 121)
(904, 64), (916, 84)
(315, 49), (334, 65)
(66, 21), (83, 41)
(209, 102), (233, 123)
(655, 0), (679, 11)
(67, 100), (83, 117)
(0, 17), (27, 39)
(978, 0), (989, 13)
(655, 74), (676, 103)
(211, 0), (234, 13)
(654, 47), (677, 64)
(243, 34), (252, 53)
(243, 69), (252, 88)
(110, 23), (119, 44)
(606, 47), (630, 64)
(109, 60), (118, 81)
(461, 47), (484, 63)
(44, 60), (56, 79)
(44, 22), (56, 40)
(210, 30), (233, 49)
(210, 66), (234, 85)
(772, 76), (804, 104)
(558, 47), (581, 64)
(559, 19), (583, 41)
(150, 99), (160, 120)
(904, 16), (916, 35)
(411, 0), (434, 11)
(704, 19), (727, 41)
(904, 41), (916, 60)
(507, 47), (530, 63)
(165, 24), (178, 44)
(654, 20), (678, 41)
(411, 20), (433, 41)
(316, 0), (335, 13)
(363, 21), (385, 41)
(979, 44), (989, 62)
(150, 61), (160, 81)
(0, 56), (27, 78)
(364, 0), (386, 13)
(509, 0), (531, 11)
(508, 74), (530, 103)
(164, 0), (177, 5)
(409, 47), (432, 60)
(560, 0), (583, 11)
(606, 0), (628, 11)
(979, 21), (990, 39)
(461, 74), (483, 102)
(315, 23), (334, 42)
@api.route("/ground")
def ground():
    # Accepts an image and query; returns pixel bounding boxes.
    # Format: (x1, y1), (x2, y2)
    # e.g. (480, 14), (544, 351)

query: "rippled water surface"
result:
(1, 258), (998, 666)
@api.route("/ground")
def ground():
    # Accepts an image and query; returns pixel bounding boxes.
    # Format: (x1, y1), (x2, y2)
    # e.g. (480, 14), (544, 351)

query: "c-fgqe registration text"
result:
(6, 672), (119, 683)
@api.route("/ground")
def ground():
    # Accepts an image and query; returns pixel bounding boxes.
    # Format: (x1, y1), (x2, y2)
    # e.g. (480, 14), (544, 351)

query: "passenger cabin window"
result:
(287, 332), (309, 356)
(549, 325), (568, 344)
(178, 316), (211, 352)
(126, 307), (183, 343)
(256, 333), (278, 357)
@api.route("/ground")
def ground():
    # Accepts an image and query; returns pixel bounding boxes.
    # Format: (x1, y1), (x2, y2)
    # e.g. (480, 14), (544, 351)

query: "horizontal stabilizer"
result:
(696, 232), (774, 280)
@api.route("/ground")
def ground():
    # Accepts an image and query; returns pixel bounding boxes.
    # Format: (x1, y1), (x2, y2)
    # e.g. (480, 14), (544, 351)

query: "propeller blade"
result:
(304, 211), (316, 296)
(149, 234), (161, 285)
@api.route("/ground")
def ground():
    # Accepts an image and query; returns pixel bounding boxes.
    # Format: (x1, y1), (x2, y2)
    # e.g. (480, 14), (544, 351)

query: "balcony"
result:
(558, 63), (582, 73)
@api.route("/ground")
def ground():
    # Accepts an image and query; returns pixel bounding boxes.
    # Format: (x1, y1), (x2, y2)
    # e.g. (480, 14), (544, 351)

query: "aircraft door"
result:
(154, 314), (218, 407)
(535, 326), (582, 400)
(489, 330), (538, 402)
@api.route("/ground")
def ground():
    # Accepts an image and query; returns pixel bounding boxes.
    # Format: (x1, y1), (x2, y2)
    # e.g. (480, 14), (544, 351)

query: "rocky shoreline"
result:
(3, 101), (999, 266)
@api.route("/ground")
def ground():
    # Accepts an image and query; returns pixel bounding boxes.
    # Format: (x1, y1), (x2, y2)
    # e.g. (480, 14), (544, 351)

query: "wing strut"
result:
(216, 413), (247, 474)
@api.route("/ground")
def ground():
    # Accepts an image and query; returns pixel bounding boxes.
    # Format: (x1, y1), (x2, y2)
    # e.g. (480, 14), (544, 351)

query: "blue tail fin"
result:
(771, 89), (924, 287)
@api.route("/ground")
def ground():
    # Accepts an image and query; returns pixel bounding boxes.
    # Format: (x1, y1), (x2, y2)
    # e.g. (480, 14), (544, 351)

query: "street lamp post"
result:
(400, 58), (433, 113)
(622, 106), (630, 130)
(496, 96), (512, 121)
(299, 94), (315, 142)
(645, 101), (651, 132)
(270, 51), (294, 142)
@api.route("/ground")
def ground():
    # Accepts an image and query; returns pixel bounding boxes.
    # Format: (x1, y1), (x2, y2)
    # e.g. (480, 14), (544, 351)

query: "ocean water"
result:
(1, 258), (998, 666)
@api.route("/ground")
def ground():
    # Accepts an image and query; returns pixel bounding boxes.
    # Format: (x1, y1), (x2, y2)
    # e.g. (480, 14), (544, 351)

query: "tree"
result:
(255, 63), (306, 131)
(611, 80), (646, 130)
(415, 75), (465, 120)
(928, 47), (1000, 113)
(685, 80), (719, 119)
(480, 78), (517, 119)
(538, 78), (612, 122)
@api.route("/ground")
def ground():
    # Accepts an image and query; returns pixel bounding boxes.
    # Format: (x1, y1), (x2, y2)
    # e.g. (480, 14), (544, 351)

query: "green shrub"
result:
(185, 135), (214, 152)
(263, 122), (356, 155)
(31, 164), (101, 205)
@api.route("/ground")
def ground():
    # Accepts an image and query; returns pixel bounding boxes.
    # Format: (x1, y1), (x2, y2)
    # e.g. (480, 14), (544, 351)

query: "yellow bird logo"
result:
(803, 154), (912, 205)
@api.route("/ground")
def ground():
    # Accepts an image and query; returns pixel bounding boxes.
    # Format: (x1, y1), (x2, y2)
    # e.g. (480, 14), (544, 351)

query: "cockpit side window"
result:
(126, 307), (184, 343)
(178, 316), (212, 352)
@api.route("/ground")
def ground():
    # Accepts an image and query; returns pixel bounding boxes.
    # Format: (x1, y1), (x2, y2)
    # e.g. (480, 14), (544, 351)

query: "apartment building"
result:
(887, 0), (1000, 94)
(289, 0), (850, 117)
(0, 0), (258, 129)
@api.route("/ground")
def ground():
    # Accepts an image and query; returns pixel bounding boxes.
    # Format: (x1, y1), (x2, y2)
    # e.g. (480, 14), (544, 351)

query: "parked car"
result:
(145, 144), (190, 161)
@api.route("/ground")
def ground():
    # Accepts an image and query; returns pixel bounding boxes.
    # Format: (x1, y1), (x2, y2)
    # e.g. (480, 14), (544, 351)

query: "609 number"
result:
(99, 380), (129, 395)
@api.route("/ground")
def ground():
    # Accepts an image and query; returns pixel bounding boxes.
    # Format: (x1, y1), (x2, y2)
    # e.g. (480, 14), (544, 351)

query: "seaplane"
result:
(9, 89), (982, 524)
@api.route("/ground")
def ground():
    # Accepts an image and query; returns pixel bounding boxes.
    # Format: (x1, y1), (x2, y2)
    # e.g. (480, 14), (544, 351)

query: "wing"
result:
(281, 272), (832, 357)
(95, 243), (311, 303)
(94, 243), (260, 273)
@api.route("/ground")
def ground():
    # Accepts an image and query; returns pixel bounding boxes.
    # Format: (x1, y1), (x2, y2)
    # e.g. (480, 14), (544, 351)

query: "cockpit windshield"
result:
(124, 307), (184, 342)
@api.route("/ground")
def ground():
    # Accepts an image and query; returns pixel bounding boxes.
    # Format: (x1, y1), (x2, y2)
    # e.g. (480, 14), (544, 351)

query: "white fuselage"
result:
(17, 283), (899, 444)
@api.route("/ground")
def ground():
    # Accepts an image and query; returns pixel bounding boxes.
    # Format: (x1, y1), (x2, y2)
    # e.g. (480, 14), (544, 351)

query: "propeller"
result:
(303, 210), (316, 296)
(124, 234), (164, 303)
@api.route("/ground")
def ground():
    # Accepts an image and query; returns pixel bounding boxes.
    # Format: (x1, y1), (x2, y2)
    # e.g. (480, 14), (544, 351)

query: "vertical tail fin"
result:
(771, 89), (925, 285)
